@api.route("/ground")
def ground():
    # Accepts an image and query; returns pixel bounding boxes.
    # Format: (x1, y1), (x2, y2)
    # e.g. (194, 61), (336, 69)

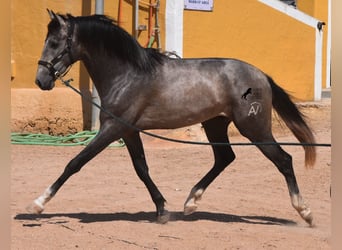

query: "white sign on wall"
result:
(184, 0), (214, 11)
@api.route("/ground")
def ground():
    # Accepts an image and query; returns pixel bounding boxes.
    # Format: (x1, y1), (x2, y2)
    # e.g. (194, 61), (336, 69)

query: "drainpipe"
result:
(165, 0), (184, 57)
(133, 0), (139, 39)
(95, 0), (104, 14)
(91, 0), (104, 130)
(117, 0), (123, 27)
(155, 0), (161, 51)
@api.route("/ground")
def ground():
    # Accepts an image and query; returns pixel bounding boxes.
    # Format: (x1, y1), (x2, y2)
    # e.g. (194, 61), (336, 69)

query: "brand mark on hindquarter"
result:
(248, 102), (262, 116)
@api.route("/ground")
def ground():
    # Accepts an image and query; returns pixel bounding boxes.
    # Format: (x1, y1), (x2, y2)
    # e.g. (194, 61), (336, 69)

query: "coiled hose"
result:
(11, 131), (125, 147)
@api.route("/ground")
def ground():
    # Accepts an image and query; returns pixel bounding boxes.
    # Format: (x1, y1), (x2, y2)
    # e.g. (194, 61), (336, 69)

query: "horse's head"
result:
(35, 10), (76, 90)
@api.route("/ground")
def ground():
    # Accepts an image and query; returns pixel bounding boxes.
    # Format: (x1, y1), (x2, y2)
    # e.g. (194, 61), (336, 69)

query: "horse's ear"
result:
(47, 9), (57, 20)
(46, 9), (66, 27)
(55, 14), (67, 28)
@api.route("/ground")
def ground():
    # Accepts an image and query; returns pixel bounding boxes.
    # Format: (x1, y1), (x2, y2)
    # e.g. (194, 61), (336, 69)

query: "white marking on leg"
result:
(291, 193), (313, 226)
(35, 187), (53, 207)
(184, 188), (204, 215)
(27, 186), (53, 214)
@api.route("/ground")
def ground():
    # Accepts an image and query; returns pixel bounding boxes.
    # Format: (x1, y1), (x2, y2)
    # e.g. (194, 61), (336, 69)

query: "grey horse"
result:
(31, 10), (316, 225)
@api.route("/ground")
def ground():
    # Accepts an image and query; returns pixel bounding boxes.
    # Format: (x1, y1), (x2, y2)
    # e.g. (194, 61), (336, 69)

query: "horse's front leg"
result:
(26, 122), (121, 214)
(123, 132), (169, 224)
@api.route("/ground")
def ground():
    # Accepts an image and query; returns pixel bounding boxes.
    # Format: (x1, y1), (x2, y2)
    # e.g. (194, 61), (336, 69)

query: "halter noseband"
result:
(38, 20), (74, 79)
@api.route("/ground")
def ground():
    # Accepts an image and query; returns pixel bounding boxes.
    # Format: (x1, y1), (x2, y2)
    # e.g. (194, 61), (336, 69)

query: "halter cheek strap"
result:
(38, 20), (75, 79)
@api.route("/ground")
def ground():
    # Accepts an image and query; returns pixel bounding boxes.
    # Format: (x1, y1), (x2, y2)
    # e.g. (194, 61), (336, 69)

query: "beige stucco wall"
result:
(298, 0), (329, 89)
(11, 0), (329, 133)
(183, 0), (327, 101)
(11, 0), (166, 89)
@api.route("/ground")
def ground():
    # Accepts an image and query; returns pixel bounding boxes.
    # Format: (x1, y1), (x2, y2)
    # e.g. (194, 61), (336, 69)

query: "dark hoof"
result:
(157, 210), (170, 224)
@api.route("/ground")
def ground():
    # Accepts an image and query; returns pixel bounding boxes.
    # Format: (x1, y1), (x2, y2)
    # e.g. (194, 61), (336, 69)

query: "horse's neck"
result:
(80, 52), (136, 97)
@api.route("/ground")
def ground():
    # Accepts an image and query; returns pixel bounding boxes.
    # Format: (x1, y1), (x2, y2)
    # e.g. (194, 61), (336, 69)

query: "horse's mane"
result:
(51, 14), (166, 72)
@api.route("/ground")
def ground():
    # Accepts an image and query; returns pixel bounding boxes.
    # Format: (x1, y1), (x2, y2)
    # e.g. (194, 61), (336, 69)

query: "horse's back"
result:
(134, 57), (273, 130)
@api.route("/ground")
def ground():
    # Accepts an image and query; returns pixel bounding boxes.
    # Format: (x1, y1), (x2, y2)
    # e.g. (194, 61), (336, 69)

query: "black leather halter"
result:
(38, 20), (74, 79)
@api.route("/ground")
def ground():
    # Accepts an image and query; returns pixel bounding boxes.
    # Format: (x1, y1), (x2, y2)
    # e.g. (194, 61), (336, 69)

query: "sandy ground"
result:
(11, 100), (331, 249)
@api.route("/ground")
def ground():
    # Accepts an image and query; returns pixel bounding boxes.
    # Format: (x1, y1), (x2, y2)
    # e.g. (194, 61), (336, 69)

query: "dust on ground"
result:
(11, 99), (330, 249)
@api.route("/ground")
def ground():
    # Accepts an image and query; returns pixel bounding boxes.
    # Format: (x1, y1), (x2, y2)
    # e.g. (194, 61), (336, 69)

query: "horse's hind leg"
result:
(123, 132), (169, 223)
(184, 116), (235, 215)
(258, 142), (312, 225)
(235, 122), (313, 225)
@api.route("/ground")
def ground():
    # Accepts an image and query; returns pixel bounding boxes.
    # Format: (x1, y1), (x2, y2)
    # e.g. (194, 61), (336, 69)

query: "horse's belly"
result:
(136, 107), (229, 130)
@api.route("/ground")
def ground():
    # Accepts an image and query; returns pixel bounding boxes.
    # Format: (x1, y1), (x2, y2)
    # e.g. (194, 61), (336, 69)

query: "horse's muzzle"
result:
(35, 78), (55, 90)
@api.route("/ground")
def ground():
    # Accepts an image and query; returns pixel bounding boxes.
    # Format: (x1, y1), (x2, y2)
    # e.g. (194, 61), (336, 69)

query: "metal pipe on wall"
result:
(80, 0), (92, 130)
(95, 0), (104, 14)
(155, 0), (161, 50)
(91, 0), (104, 130)
(165, 0), (184, 57)
(117, 0), (123, 27)
(133, 0), (139, 38)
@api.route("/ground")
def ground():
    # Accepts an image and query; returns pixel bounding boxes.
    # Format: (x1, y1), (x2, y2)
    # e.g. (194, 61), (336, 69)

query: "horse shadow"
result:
(14, 211), (296, 227)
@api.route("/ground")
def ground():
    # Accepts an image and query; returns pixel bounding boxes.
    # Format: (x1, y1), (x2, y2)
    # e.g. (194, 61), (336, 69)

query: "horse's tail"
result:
(267, 75), (316, 168)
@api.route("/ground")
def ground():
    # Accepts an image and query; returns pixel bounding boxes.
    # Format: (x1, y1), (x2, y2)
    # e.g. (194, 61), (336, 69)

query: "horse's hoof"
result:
(26, 201), (44, 214)
(291, 194), (314, 227)
(157, 210), (170, 224)
(307, 218), (314, 227)
(183, 188), (203, 215)
(184, 204), (197, 216)
(301, 210), (314, 226)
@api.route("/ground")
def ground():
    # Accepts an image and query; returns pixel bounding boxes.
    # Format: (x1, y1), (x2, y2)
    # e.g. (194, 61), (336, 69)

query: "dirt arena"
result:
(11, 99), (331, 249)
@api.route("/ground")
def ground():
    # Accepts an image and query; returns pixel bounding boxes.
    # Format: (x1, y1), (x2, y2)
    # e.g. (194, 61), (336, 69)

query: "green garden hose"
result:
(11, 131), (125, 147)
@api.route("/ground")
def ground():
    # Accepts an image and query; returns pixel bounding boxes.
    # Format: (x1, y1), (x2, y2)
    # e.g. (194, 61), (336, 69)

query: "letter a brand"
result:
(248, 102), (262, 116)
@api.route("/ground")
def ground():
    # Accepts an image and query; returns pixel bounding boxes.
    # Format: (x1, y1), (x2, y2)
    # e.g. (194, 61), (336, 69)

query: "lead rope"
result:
(59, 76), (331, 148)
